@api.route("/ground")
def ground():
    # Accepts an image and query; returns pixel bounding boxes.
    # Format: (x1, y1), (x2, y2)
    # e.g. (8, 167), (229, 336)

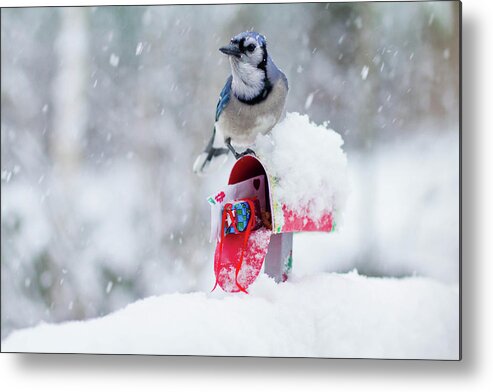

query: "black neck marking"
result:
(236, 77), (273, 105)
(257, 45), (268, 71)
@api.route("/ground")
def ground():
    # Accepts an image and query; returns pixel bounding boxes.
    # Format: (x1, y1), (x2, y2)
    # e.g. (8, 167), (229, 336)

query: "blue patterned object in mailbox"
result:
(225, 201), (251, 235)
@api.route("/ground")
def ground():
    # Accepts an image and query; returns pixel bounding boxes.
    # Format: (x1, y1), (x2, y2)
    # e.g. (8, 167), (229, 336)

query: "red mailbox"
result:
(209, 154), (335, 293)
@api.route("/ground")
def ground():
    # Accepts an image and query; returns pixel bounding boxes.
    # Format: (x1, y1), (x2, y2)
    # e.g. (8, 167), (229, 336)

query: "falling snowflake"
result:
(361, 65), (369, 80)
(304, 92), (315, 110)
(135, 42), (144, 56)
(109, 53), (120, 67)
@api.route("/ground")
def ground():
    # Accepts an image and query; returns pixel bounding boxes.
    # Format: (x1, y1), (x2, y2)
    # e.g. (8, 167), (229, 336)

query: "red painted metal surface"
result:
(281, 205), (333, 233)
(228, 155), (268, 186)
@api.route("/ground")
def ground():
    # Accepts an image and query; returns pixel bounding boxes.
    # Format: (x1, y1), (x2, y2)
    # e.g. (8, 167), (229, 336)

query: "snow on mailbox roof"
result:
(255, 112), (349, 224)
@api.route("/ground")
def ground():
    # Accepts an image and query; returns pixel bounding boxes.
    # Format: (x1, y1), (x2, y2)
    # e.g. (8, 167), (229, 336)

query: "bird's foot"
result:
(234, 148), (256, 160)
(225, 138), (256, 160)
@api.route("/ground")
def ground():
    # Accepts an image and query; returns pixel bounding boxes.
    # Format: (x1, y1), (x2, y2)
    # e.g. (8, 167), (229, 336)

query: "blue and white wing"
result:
(215, 75), (232, 122)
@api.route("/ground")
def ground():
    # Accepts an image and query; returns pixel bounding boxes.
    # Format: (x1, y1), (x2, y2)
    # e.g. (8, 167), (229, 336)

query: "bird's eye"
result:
(247, 44), (256, 52)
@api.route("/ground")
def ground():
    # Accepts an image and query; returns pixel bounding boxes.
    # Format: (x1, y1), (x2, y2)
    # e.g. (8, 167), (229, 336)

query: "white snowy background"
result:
(1, 2), (459, 358)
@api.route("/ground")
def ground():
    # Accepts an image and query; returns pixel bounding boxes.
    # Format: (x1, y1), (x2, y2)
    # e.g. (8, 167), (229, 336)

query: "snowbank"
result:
(2, 271), (459, 359)
(255, 112), (349, 223)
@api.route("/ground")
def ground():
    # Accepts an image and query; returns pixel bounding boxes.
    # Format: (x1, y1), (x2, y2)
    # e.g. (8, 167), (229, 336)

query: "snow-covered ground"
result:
(2, 271), (459, 359)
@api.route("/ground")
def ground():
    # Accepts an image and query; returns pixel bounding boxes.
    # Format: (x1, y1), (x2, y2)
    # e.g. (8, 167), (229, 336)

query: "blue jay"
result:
(193, 31), (289, 175)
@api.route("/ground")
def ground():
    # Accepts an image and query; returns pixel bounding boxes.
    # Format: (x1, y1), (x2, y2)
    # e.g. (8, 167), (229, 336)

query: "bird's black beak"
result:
(219, 43), (241, 58)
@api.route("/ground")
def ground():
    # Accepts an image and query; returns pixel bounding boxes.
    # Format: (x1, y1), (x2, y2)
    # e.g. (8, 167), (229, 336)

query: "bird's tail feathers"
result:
(193, 148), (229, 175)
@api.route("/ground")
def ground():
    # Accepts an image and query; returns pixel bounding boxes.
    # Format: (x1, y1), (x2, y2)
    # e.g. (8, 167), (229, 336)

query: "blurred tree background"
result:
(1, 2), (459, 338)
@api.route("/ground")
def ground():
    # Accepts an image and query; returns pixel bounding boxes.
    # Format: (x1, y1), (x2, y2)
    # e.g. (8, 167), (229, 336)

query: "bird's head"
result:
(219, 31), (269, 101)
(219, 31), (268, 69)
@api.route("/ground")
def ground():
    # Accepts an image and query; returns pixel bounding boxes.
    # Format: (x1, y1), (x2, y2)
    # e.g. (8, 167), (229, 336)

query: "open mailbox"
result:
(209, 154), (335, 293)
